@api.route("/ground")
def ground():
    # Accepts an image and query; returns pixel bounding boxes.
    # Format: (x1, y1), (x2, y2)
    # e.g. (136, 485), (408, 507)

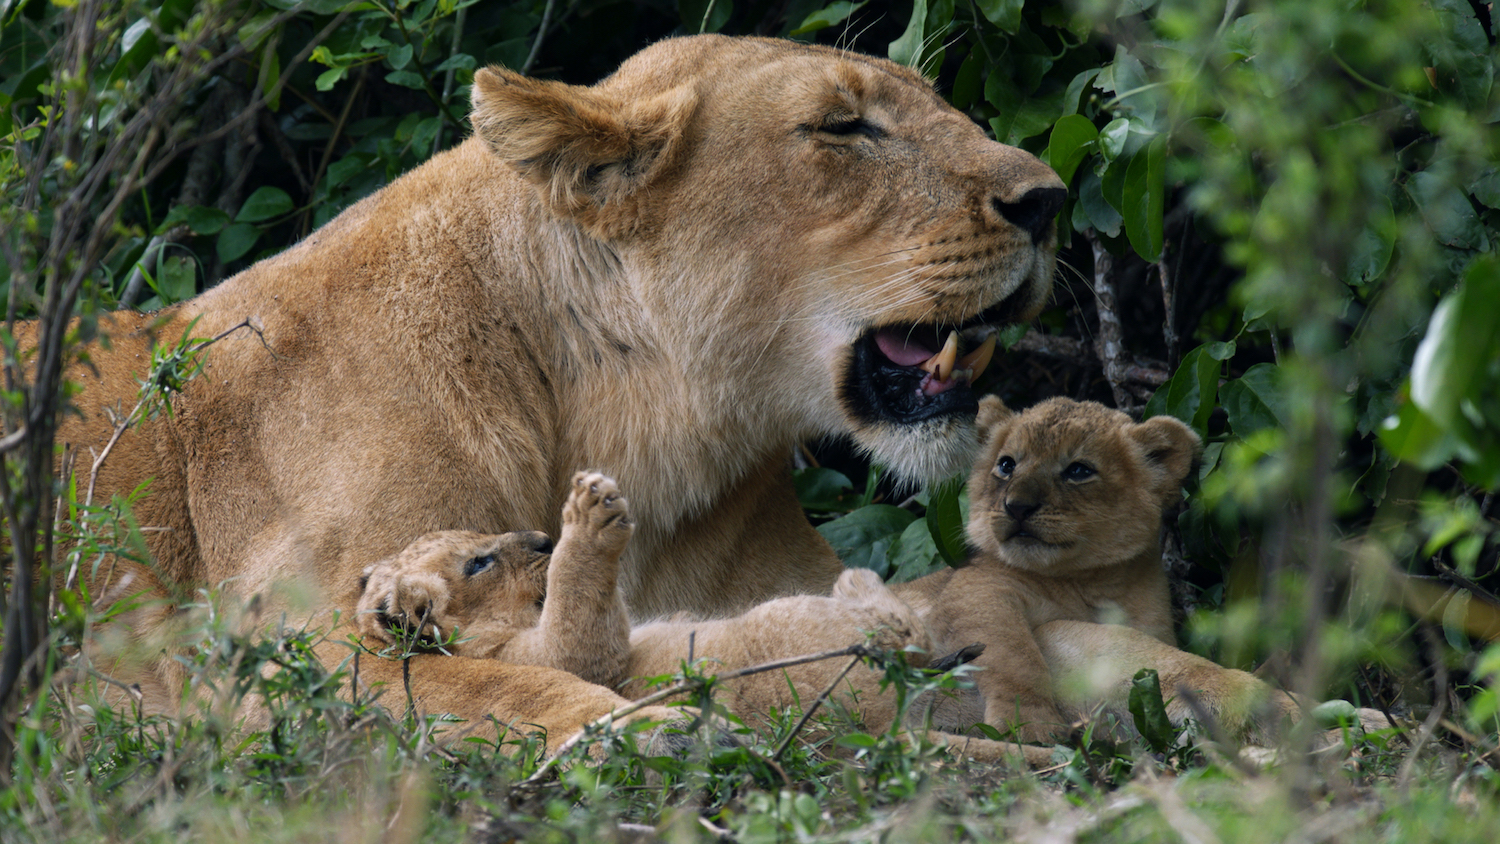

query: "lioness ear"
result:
(976, 395), (1015, 443)
(470, 67), (696, 239)
(1130, 416), (1202, 501)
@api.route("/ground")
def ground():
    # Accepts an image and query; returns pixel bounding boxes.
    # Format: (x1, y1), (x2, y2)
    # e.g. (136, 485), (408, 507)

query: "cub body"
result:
(359, 474), (935, 747)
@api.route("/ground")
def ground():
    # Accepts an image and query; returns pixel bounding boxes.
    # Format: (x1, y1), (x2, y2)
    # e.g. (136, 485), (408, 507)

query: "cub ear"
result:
(1129, 416), (1203, 501)
(975, 395), (1015, 443)
(470, 67), (697, 239)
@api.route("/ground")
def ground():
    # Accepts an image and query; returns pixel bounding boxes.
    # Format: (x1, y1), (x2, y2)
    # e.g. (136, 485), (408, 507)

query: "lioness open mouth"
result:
(842, 322), (999, 425)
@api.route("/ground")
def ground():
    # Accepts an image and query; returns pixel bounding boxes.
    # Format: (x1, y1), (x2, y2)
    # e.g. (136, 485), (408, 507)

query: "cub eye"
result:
(1063, 462), (1096, 481)
(818, 116), (880, 138)
(995, 456), (1016, 477)
(464, 554), (495, 577)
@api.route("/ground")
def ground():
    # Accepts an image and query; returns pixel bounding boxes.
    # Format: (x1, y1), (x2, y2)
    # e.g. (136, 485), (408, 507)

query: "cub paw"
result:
(356, 562), (453, 649)
(831, 568), (929, 654)
(561, 471), (633, 556)
(832, 567), (886, 601)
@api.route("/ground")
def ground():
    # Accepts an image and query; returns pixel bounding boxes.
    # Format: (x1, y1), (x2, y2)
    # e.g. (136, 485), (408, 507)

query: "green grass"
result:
(4, 609), (1497, 844)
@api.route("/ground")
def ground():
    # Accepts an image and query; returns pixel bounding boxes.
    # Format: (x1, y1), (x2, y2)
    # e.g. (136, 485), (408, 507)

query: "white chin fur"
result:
(852, 415), (980, 487)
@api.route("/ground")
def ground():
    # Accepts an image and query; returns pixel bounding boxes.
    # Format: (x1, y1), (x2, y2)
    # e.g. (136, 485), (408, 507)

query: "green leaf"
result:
(816, 505), (918, 577)
(156, 255), (197, 304)
(888, 0), (928, 68)
(433, 54), (477, 74)
(1406, 170), (1487, 250)
(790, 1), (866, 36)
(837, 732), (878, 749)
(1077, 169), (1122, 237)
(1379, 400), (1462, 470)
(1427, 0), (1494, 110)
(1144, 342), (1226, 434)
(924, 476), (966, 565)
(315, 67), (348, 92)
(235, 187), (293, 223)
(793, 467), (854, 512)
(216, 223), (262, 264)
(974, 0), (1023, 33)
(1470, 168), (1500, 209)
(385, 70), (425, 90)
(1097, 117), (1129, 161)
(1345, 221), (1395, 287)
(1220, 363), (1288, 436)
(1042, 115), (1098, 187)
(157, 205), (229, 236)
(1128, 669), (1176, 753)
(887, 518), (945, 584)
(1121, 135), (1165, 262)
(386, 42), (413, 71)
(1408, 255), (1500, 428)
(259, 40), (282, 112)
(950, 49), (983, 110)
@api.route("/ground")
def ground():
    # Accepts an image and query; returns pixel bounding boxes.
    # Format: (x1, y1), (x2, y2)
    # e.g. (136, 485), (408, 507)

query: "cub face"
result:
(357, 530), (553, 652)
(966, 396), (1201, 574)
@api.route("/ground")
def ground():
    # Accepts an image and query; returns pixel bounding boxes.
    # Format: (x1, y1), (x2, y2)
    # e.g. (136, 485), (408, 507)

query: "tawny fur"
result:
(37, 35), (1063, 746)
(366, 403), (1389, 764)
(360, 473), (1052, 764)
(894, 396), (1391, 744)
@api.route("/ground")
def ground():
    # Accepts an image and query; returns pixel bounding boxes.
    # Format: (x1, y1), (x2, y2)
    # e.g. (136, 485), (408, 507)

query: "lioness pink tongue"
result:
(874, 329), (936, 367)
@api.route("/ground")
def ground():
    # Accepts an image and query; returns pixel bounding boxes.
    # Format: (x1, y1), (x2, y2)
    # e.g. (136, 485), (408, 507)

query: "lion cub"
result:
(901, 396), (1386, 744)
(358, 472), (932, 731)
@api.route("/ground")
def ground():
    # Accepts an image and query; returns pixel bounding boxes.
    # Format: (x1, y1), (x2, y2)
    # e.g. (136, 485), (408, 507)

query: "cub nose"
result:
(1004, 498), (1040, 522)
(519, 531), (554, 554)
(992, 186), (1067, 244)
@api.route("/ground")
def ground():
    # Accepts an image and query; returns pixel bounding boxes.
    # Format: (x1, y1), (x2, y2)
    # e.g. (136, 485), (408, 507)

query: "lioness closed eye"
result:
(895, 396), (1391, 746)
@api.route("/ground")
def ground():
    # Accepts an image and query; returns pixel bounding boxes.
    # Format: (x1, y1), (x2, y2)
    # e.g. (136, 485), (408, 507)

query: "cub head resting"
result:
(356, 531), (553, 655)
(967, 395), (1202, 575)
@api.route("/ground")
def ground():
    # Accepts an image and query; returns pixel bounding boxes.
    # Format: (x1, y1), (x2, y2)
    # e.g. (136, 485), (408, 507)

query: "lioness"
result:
(39, 35), (1065, 744)
(363, 402), (1387, 761)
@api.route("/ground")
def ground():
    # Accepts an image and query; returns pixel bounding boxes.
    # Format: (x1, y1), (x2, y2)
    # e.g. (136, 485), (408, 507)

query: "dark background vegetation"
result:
(1, 0), (1499, 840)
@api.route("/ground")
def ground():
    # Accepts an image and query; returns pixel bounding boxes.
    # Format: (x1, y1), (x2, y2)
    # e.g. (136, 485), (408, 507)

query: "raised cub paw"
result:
(356, 562), (453, 650)
(560, 472), (633, 557)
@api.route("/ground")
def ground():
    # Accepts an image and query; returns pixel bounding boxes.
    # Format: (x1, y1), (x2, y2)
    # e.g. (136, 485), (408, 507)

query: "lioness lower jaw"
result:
(837, 324), (1005, 485)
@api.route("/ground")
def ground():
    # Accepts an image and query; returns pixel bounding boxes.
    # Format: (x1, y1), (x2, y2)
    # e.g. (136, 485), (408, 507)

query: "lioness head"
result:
(469, 36), (1065, 483)
(967, 397), (1201, 573)
(356, 530), (553, 653)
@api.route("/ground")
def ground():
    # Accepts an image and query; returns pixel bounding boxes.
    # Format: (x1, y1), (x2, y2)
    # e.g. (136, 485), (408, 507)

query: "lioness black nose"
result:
(1004, 498), (1040, 522)
(520, 531), (554, 554)
(992, 187), (1066, 243)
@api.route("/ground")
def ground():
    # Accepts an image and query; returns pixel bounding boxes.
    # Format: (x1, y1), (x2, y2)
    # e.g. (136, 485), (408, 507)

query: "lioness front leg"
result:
(503, 472), (633, 686)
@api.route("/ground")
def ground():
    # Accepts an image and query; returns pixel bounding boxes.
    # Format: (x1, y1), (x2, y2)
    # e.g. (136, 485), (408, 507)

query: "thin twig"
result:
(83, 319), (265, 508)
(772, 654), (862, 762)
(1086, 230), (1131, 409)
(1397, 625), (1449, 791)
(520, 643), (875, 786)
(521, 0), (557, 75)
